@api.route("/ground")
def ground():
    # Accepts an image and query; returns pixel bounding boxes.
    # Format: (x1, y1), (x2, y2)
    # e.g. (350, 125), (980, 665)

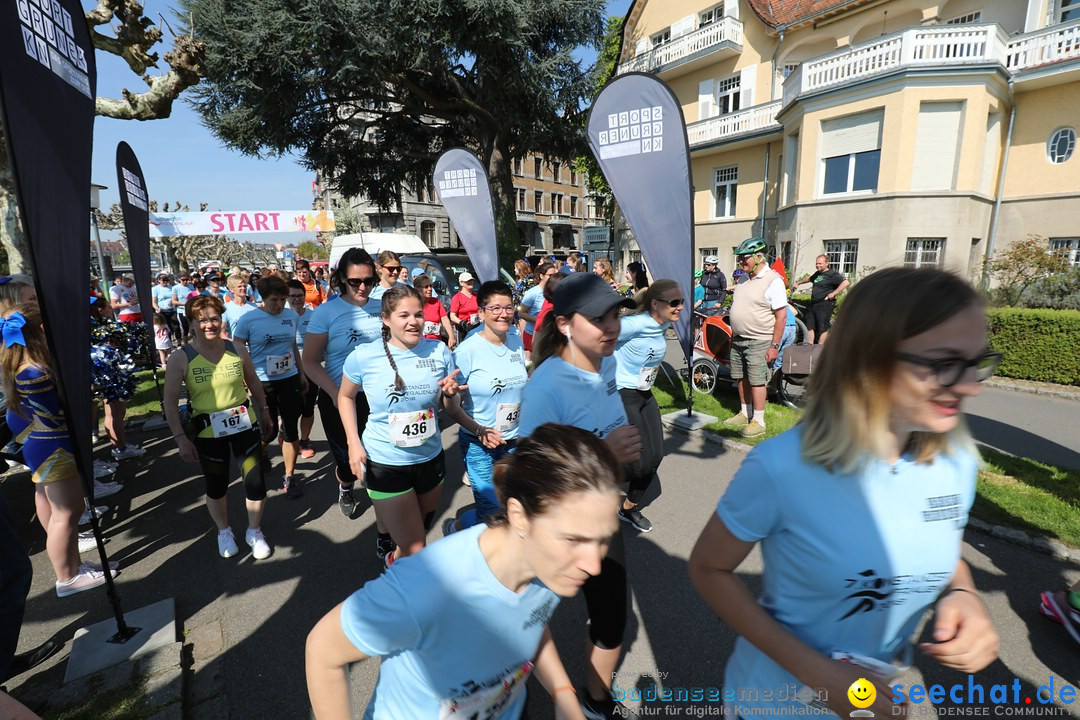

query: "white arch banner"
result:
(148, 209), (336, 237)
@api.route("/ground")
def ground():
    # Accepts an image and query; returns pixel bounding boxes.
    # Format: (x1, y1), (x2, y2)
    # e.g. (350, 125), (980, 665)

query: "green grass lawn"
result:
(124, 368), (166, 421)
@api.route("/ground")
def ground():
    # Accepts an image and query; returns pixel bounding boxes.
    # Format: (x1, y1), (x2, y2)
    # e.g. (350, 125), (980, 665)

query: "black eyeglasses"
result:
(346, 277), (378, 289)
(658, 298), (685, 308)
(896, 351), (1002, 387)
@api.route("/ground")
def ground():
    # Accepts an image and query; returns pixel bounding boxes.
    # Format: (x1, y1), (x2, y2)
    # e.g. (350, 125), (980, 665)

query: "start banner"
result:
(148, 209), (336, 237)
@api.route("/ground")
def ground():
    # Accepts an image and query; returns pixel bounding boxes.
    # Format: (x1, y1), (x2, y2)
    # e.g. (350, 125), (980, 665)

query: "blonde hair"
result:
(800, 268), (981, 474)
(635, 279), (678, 315)
(226, 273), (248, 291)
(594, 257), (615, 283)
(0, 304), (54, 419)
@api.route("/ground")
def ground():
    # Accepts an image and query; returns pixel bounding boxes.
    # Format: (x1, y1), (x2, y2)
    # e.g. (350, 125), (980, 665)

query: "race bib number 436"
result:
(388, 408), (437, 447)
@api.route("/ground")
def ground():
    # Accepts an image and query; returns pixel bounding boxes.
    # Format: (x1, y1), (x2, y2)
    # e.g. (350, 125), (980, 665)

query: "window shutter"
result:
(635, 38), (648, 55)
(739, 64), (756, 108)
(724, 0), (740, 20)
(672, 15), (695, 38)
(698, 79), (715, 120)
(820, 110), (884, 158)
(911, 102), (963, 191)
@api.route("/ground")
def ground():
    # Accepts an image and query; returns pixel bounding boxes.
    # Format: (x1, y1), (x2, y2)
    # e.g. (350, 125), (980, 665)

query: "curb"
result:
(985, 377), (1080, 401)
(663, 420), (1080, 566)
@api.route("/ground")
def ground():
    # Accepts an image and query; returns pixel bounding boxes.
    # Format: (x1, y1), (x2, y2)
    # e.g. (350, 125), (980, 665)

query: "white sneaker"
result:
(77, 530), (98, 553)
(217, 529), (239, 558)
(80, 560), (119, 575)
(55, 566), (107, 597)
(79, 505), (108, 526)
(111, 444), (146, 460)
(93, 479), (123, 499)
(245, 528), (272, 560)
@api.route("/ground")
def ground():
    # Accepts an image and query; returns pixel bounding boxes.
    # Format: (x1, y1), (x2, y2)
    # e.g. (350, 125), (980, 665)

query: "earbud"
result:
(565, 327), (572, 340)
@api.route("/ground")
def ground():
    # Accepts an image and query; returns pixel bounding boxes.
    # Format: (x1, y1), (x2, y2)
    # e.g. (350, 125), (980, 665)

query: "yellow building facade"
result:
(617, 0), (1080, 281)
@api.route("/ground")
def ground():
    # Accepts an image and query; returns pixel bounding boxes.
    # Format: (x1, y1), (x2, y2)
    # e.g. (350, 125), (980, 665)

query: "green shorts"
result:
(730, 337), (771, 386)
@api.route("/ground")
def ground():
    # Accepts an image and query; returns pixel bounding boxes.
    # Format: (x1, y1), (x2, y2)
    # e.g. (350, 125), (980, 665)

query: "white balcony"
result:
(687, 100), (782, 149)
(1006, 18), (1080, 71)
(783, 24), (1009, 107)
(516, 209), (536, 221)
(618, 17), (742, 77)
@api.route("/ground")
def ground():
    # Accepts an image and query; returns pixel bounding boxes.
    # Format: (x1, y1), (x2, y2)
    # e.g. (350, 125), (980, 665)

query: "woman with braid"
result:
(338, 285), (464, 568)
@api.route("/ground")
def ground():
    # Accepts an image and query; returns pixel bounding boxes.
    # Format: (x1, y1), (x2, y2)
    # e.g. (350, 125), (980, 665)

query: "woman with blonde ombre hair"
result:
(689, 267), (1002, 719)
(591, 257), (617, 289)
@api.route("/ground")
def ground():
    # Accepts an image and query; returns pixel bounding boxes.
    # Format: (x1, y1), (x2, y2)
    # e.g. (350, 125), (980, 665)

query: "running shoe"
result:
(77, 530), (99, 553)
(283, 475), (304, 499)
(299, 440), (315, 459)
(1039, 590), (1080, 645)
(217, 529), (239, 558)
(79, 505), (108, 526)
(90, 431), (100, 444)
(338, 488), (357, 518)
(618, 507), (653, 533)
(442, 517), (458, 537)
(461, 471), (471, 487)
(376, 535), (397, 562)
(111, 444), (146, 460)
(93, 479), (123, 499)
(581, 694), (639, 720)
(93, 460), (116, 479)
(80, 560), (119, 575)
(383, 548), (396, 571)
(245, 528), (272, 560)
(55, 565), (107, 598)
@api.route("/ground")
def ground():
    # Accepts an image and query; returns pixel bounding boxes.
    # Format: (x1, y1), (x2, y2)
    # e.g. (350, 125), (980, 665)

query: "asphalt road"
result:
(4, 417), (1078, 719)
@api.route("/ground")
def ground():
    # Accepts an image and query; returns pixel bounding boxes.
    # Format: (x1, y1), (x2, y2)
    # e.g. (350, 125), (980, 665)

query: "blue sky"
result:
(88, 1), (632, 243)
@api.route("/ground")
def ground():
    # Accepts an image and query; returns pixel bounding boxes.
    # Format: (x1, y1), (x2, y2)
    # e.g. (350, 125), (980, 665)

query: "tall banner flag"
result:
(1, 0), (137, 638)
(433, 149), (499, 283)
(116, 142), (154, 340)
(587, 73), (695, 362)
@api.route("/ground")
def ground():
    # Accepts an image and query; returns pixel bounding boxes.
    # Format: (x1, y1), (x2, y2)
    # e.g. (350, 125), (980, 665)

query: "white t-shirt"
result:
(110, 283), (140, 317)
(715, 426), (976, 717)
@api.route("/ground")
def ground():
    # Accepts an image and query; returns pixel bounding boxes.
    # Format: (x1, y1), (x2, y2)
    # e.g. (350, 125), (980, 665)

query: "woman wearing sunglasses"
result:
(370, 251), (402, 302)
(612, 280), (683, 534)
(302, 250), (390, 556)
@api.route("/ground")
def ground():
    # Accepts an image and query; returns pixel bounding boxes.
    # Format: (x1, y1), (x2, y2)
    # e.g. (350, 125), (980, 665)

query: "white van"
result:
(328, 232), (430, 270)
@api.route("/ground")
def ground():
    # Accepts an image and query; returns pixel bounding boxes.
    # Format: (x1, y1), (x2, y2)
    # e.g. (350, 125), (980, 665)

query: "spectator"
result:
(796, 255), (849, 345)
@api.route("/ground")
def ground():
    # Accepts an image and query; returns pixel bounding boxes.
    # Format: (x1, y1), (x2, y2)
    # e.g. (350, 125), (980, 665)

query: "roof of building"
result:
(746, 0), (858, 28)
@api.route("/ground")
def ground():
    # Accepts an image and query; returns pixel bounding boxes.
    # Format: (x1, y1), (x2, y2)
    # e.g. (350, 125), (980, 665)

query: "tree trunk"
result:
(482, 135), (522, 274)
(0, 125), (31, 275)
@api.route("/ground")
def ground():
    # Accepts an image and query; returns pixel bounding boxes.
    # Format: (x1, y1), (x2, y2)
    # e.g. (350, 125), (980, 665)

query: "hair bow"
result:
(1, 312), (27, 347)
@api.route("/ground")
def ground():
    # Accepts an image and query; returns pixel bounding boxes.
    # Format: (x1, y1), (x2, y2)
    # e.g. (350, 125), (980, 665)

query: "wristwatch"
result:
(771, 343), (781, 349)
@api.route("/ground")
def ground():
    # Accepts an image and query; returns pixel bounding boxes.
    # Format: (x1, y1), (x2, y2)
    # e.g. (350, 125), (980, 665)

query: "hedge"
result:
(987, 308), (1080, 386)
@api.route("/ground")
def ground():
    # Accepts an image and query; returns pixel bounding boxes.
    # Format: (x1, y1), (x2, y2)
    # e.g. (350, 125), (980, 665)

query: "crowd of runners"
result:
(1, 248), (1079, 720)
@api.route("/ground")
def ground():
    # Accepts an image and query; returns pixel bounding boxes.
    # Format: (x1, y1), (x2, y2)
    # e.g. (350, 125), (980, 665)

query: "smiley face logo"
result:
(848, 678), (876, 709)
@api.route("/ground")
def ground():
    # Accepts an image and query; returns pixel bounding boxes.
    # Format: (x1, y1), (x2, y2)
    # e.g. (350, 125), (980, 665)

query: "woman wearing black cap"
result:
(518, 272), (643, 720)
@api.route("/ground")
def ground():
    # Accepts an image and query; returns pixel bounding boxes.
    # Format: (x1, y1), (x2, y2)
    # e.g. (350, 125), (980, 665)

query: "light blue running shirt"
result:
(232, 307), (300, 382)
(151, 285), (174, 311)
(341, 524), (559, 720)
(172, 283), (194, 314)
(306, 297), (383, 386)
(520, 285), (544, 335)
(614, 313), (669, 391)
(342, 339), (455, 464)
(294, 309), (313, 351)
(715, 426), (976, 717)
(518, 355), (627, 440)
(454, 331), (528, 440)
(222, 301), (256, 338)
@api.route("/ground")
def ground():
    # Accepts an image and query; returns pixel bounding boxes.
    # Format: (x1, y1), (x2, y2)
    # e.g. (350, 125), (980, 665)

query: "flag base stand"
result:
(63, 598), (176, 683)
(662, 410), (717, 432)
(140, 415), (169, 431)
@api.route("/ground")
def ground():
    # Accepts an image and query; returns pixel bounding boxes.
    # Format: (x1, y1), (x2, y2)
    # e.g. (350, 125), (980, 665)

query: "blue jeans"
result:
(771, 324), (797, 371)
(457, 431), (513, 529)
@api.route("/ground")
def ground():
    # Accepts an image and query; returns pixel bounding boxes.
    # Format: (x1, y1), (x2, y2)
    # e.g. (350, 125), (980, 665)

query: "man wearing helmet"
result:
(723, 238), (787, 438)
(699, 255), (727, 311)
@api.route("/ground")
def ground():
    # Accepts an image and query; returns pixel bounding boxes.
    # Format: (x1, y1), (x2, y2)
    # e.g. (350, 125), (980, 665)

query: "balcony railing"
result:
(687, 100), (782, 148)
(783, 24), (1009, 106)
(618, 16), (742, 75)
(1006, 18), (1080, 70)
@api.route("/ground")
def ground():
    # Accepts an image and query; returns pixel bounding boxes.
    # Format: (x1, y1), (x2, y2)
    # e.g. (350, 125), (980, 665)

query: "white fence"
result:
(687, 100), (782, 147)
(618, 16), (742, 75)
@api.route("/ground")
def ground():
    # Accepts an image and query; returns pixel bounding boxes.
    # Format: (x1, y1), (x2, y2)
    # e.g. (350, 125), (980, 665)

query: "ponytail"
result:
(380, 284), (423, 391)
(532, 313), (569, 368)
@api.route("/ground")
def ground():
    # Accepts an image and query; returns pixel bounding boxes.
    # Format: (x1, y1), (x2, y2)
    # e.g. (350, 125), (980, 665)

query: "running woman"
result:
(306, 425), (620, 720)
(370, 251), (402, 303)
(163, 295), (275, 560)
(338, 284), (463, 567)
(301, 250), (390, 557)
(287, 279), (318, 459)
(689, 268), (1000, 718)
(231, 276), (305, 498)
(613, 280), (682, 533)
(221, 274), (256, 339)
(171, 272), (194, 340)
(517, 262), (557, 356)
(442, 281), (528, 533)
(518, 272), (643, 720)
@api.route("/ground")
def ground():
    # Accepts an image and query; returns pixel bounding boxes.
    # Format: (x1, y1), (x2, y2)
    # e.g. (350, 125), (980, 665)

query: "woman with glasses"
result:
(612, 280), (683, 534)
(371, 251), (402, 302)
(302, 250), (390, 559)
(441, 281), (528, 534)
(689, 268), (1001, 719)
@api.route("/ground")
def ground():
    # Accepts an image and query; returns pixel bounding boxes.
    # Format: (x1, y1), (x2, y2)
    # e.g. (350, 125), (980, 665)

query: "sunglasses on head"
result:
(346, 277), (378, 289)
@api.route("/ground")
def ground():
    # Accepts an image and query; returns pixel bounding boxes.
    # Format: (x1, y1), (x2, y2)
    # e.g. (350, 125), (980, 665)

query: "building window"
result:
(782, 63), (799, 79)
(534, 191), (543, 213)
(713, 166), (738, 218)
(651, 29), (671, 47)
(1061, 0), (1080, 22)
(699, 247), (718, 263)
(515, 187), (526, 211)
(415, 183), (425, 203)
(420, 221), (435, 246)
(551, 193), (563, 215)
(570, 196), (577, 217)
(513, 157), (523, 176)
(821, 111), (882, 195)
(552, 161), (561, 183)
(715, 75), (741, 115)
(699, 4), (725, 27)
(534, 157), (543, 179)
(824, 240), (859, 275)
(946, 11), (982, 24)
(569, 167), (577, 185)
(1048, 128), (1076, 164)
(629, 251), (642, 265)
(905, 238), (945, 268)
(1050, 238), (1080, 266)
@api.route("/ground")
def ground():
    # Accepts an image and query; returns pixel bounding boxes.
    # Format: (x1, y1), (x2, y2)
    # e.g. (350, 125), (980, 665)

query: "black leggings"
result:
(582, 529), (627, 649)
(300, 373), (319, 419)
(619, 388), (664, 506)
(317, 388), (370, 484)
(263, 375), (303, 442)
(194, 428), (266, 501)
(177, 312), (190, 339)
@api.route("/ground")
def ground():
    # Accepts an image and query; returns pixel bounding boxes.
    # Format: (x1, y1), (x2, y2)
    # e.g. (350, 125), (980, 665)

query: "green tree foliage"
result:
(182, 0), (605, 269)
(575, 15), (622, 213)
(297, 240), (328, 261)
(986, 234), (1071, 306)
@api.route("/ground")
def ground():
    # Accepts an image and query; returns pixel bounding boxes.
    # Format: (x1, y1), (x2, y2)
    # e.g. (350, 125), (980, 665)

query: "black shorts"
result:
(263, 374), (303, 442)
(805, 300), (835, 335)
(366, 452), (446, 498)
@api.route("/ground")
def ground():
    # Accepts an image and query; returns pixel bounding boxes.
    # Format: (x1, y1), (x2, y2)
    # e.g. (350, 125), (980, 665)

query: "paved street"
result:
(4, 406), (1078, 718)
